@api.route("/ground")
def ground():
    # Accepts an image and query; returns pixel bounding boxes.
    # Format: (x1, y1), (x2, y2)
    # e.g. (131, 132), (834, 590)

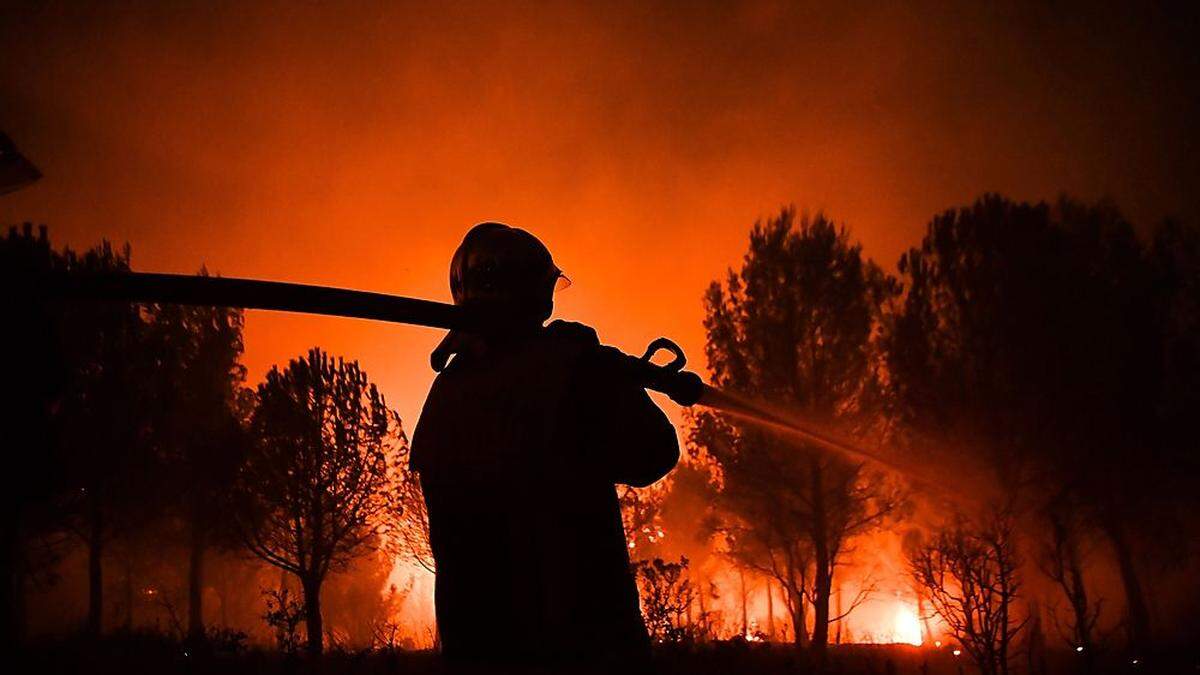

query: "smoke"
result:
(2, 1), (1197, 431)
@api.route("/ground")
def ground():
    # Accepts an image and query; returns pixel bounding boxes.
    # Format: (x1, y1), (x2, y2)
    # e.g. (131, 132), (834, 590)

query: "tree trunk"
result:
(302, 575), (323, 655)
(766, 578), (775, 640)
(1063, 539), (1095, 667)
(810, 460), (831, 664)
(917, 592), (932, 646)
(793, 604), (808, 647)
(739, 568), (748, 637)
(86, 493), (103, 637)
(835, 584), (843, 645)
(187, 517), (206, 641)
(122, 558), (133, 631)
(811, 560), (831, 662)
(1104, 520), (1150, 653)
(2, 504), (21, 651)
(786, 579), (809, 648)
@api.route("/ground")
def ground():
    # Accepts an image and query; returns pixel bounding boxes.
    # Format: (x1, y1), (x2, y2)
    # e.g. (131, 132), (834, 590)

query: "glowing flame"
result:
(892, 605), (922, 646)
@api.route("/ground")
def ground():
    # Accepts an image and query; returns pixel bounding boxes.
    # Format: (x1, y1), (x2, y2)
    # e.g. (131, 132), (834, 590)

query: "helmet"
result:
(449, 222), (567, 322)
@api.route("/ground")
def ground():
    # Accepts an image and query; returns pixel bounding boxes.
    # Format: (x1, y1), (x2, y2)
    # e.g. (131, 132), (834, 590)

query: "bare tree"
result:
(1038, 492), (1101, 663)
(236, 348), (403, 655)
(146, 290), (250, 642)
(909, 509), (1026, 675)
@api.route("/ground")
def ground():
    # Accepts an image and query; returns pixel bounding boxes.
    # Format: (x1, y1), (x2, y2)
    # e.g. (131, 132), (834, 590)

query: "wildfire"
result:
(892, 605), (922, 646)
(846, 598), (925, 645)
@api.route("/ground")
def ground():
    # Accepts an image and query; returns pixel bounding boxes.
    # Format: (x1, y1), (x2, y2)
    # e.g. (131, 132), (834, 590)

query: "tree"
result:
(1036, 490), (1101, 662)
(4, 227), (260, 642)
(51, 240), (166, 637)
(4, 226), (204, 640)
(909, 510), (1026, 675)
(886, 194), (1180, 654)
(691, 208), (904, 659)
(384, 449), (432, 575)
(236, 348), (402, 655)
(145, 292), (251, 641)
(1, 224), (70, 646)
(634, 556), (702, 645)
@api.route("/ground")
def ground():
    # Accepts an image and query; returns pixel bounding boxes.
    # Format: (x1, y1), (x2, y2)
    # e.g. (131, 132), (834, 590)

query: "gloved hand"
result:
(430, 330), (491, 372)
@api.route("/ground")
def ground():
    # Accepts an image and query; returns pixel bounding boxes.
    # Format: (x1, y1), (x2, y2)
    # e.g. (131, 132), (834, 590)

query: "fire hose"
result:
(40, 271), (901, 470)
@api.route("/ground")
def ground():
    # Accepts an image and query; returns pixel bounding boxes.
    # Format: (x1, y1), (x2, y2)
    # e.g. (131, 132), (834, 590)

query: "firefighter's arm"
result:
(548, 321), (680, 487)
(590, 357), (680, 488)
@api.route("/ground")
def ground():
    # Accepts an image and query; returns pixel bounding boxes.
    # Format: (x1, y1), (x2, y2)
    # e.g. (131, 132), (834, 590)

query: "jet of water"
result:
(696, 384), (986, 505)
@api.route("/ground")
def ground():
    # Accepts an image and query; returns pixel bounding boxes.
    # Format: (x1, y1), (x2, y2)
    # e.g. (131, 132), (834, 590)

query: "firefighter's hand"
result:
(545, 319), (600, 346)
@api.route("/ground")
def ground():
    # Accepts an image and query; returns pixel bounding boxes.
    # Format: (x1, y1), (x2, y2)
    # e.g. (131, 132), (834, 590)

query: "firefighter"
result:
(410, 222), (679, 669)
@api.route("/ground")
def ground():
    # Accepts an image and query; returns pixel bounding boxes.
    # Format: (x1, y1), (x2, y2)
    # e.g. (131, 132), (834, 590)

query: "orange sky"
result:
(3, 1), (1197, 428)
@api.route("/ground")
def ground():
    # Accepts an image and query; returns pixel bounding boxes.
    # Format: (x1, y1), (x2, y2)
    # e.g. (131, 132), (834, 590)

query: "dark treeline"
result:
(678, 194), (1199, 674)
(888, 197), (1200, 668)
(2, 224), (414, 656)
(2, 192), (1199, 673)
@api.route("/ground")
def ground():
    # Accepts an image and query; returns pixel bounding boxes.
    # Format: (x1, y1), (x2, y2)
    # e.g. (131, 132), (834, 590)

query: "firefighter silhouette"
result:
(411, 222), (679, 667)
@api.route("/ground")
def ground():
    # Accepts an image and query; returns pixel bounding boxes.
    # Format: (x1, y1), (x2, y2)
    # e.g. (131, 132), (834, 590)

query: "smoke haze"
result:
(3, 0), (1196, 427)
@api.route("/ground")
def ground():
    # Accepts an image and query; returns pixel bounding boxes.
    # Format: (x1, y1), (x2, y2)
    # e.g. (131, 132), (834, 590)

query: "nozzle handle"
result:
(603, 338), (704, 407)
(640, 337), (687, 372)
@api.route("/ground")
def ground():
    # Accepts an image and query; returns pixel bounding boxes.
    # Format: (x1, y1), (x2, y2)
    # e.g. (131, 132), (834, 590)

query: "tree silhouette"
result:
(909, 510), (1025, 675)
(885, 194), (1188, 654)
(384, 465), (432, 575)
(52, 241), (167, 637)
(1037, 490), (1101, 661)
(145, 292), (251, 641)
(2, 223), (246, 638)
(692, 209), (904, 659)
(1, 224), (69, 647)
(634, 556), (701, 645)
(236, 348), (402, 655)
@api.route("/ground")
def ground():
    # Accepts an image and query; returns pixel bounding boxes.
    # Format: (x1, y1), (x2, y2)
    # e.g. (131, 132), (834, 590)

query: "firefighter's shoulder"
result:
(544, 319), (600, 346)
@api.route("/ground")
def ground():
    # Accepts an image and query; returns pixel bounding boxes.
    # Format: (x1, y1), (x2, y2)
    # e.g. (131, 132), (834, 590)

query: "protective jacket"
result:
(410, 320), (679, 665)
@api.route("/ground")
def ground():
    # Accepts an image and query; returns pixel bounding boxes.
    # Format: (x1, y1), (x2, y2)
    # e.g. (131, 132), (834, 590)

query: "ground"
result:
(20, 636), (1181, 675)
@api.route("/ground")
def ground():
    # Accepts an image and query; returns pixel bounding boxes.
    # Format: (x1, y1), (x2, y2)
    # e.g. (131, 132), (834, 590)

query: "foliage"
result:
(635, 556), (710, 645)
(204, 626), (249, 656)
(236, 347), (404, 654)
(1, 224), (71, 643)
(144, 276), (251, 639)
(43, 236), (175, 637)
(886, 194), (1200, 652)
(691, 208), (905, 653)
(2, 226), (258, 642)
(384, 465), (433, 575)
(261, 587), (305, 655)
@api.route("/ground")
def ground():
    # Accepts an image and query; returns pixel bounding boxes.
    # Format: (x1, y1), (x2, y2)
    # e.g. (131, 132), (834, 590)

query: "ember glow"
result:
(891, 605), (922, 646)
